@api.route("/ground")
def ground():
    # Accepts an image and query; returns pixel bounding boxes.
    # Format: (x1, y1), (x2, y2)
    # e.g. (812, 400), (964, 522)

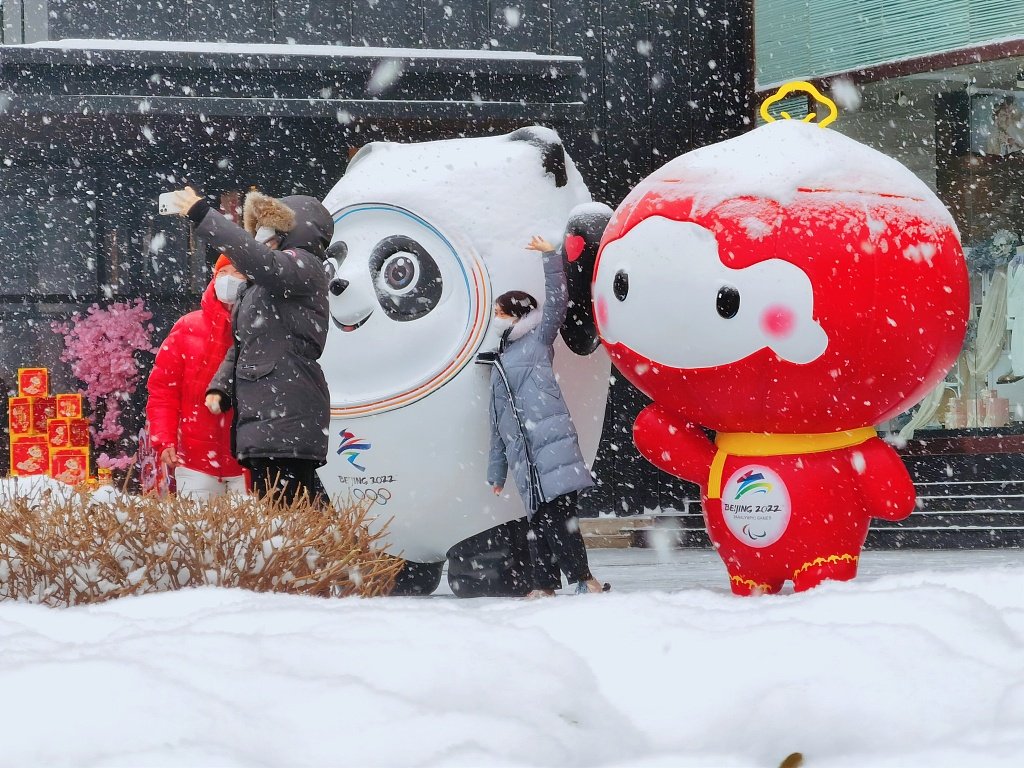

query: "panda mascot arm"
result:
(633, 403), (717, 488)
(559, 202), (614, 356)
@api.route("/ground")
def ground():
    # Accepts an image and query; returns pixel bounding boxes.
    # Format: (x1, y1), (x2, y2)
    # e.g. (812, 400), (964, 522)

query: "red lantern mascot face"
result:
(592, 119), (969, 594)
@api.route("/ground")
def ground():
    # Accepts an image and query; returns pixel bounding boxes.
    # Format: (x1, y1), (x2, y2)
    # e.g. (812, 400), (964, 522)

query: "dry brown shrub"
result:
(0, 482), (402, 606)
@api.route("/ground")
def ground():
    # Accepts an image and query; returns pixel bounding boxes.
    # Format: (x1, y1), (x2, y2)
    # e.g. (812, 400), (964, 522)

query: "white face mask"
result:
(255, 226), (279, 245)
(215, 275), (246, 304)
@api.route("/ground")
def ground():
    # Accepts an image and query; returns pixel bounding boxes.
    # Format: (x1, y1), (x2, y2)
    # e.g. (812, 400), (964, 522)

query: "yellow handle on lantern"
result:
(760, 80), (839, 128)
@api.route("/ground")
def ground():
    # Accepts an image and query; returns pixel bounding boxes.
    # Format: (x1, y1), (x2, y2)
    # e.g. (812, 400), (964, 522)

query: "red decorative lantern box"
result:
(69, 418), (91, 448)
(56, 394), (83, 418)
(8, 397), (32, 435)
(31, 397), (58, 435)
(10, 436), (49, 476)
(18, 368), (49, 397)
(48, 418), (72, 449)
(50, 448), (90, 486)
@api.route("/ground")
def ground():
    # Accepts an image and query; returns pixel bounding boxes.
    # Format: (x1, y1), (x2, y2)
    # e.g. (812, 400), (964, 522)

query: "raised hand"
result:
(526, 235), (555, 252)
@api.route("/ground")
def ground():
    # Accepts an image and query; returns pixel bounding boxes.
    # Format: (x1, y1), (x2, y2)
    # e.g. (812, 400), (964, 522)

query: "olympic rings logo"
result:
(352, 488), (392, 506)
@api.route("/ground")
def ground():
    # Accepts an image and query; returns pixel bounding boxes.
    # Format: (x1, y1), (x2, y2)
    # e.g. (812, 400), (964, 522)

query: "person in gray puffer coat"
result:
(484, 234), (608, 597)
(166, 186), (332, 505)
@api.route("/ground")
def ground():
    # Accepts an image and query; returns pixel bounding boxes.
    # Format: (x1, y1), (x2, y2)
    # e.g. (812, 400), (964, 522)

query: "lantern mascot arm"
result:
(853, 436), (917, 522)
(633, 403), (717, 486)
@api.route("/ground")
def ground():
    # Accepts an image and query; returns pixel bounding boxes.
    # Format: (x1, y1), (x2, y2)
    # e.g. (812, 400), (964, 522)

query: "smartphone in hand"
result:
(158, 191), (179, 215)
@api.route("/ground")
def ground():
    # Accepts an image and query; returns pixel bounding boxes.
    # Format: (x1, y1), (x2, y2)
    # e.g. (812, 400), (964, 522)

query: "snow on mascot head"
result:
(588, 86), (969, 595)
(318, 127), (611, 589)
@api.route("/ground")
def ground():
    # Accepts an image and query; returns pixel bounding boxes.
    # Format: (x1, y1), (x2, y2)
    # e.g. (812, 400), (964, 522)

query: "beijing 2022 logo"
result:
(337, 429), (372, 472)
(721, 465), (791, 548)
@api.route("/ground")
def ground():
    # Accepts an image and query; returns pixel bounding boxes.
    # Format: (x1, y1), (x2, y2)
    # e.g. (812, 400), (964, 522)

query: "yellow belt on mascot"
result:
(707, 427), (877, 500)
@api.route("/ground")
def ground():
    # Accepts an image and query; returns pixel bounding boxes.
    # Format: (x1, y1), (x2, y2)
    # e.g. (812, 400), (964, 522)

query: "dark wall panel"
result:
(650, 1), (692, 163)
(188, 0), (275, 43)
(422, 0), (488, 49)
(600, 0), (652, 201)
(551, 0), (606, 199)
(275, 0), (352, 45)
(488, 1), (551, 53)
(350, 0), (424, 47)
(48, 0), (190, 41)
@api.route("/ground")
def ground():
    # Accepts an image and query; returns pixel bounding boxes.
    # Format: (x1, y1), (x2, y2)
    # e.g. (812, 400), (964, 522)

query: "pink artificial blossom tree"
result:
(52, 299), (158, 470)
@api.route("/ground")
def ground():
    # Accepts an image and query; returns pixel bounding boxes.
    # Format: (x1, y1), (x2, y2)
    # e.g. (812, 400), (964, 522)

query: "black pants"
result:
(527, 491), (594, 590)
(246, 458), (324, 506)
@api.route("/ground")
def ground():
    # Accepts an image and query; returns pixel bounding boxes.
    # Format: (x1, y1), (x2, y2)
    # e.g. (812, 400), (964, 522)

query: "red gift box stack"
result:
(8, 368), (90, 484)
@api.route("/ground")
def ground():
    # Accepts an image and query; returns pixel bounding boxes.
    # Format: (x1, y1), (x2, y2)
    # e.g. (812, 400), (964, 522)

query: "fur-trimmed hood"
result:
(243, 191), (333, 259)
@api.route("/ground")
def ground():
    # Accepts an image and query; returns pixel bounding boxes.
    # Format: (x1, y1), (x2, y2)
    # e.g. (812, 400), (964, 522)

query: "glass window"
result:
(835, 59), (1024, 434)
(0, 169), (98, 298)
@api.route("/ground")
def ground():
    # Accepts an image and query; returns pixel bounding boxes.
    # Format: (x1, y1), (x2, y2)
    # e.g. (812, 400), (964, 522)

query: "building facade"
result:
(756, 0), (1024, 545)
(0, 1), (755, 514)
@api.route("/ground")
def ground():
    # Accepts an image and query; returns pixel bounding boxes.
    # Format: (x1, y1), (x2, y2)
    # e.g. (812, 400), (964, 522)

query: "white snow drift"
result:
(0, 558), (1022, 767)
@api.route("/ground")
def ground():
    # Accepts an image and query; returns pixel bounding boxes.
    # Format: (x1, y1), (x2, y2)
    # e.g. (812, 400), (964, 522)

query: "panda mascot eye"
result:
(381, 253), (418, 293)
(369, 235), (443, 321)
(326, 240), (348, 265)
(716, 284), (741, 319)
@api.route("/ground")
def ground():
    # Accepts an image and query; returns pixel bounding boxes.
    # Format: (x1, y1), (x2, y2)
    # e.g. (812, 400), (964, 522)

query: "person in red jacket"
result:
(146, 256), (248, 499)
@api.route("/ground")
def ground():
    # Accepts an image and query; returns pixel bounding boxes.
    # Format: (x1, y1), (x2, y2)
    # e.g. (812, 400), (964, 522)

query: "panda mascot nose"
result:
(329, 278), (350, 296)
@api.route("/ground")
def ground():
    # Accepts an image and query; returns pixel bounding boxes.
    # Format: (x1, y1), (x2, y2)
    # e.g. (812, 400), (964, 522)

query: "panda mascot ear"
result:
(508, 127), (568, 187)
(345, 142), (381, 174)
(559, 202), (612, 356)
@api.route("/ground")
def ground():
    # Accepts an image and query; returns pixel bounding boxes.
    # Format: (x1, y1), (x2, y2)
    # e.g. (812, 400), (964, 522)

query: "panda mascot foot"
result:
(389, 559), (445, 596)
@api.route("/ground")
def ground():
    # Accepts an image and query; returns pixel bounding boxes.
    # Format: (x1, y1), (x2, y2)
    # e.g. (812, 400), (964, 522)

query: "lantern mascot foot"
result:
(727, 572), (784, 596)
(791, 553), (859, 592)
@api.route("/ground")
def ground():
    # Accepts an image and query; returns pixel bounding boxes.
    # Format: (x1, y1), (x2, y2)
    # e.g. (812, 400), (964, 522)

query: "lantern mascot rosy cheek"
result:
(586, 118), (969, 594)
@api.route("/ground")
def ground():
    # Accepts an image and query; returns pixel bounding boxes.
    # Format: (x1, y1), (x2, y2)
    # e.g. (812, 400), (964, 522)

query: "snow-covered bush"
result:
(0, 479), (401, 605)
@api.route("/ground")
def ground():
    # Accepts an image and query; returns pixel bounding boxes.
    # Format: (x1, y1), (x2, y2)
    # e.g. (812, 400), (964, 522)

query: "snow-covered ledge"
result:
(19, 38), (582, 65)
(0, 37), (585, 121)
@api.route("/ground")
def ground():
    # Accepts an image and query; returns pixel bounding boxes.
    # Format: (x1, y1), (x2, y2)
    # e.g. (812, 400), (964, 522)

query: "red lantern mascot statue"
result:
(589, 84), (969, 594)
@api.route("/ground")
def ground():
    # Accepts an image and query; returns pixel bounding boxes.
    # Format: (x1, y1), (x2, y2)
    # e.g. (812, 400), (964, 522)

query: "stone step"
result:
(878, 512), (1024, 527)
(582, 533), (633, 549)
(917, 495), (1024, 512)
(902, 453), (1024, 483)
(865, 528), (1024, 549)
(629, 527), (710, 549)
(915, 480), (1024, 497)
(630, 516), (1024, 549)
(579, 516), (647, 536)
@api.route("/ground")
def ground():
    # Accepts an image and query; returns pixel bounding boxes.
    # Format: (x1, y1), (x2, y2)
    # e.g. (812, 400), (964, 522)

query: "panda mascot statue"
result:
(319, 127), (611, 597)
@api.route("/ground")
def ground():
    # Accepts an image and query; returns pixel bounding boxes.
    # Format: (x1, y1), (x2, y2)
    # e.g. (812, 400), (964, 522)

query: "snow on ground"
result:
(1, 548), (1022, 767)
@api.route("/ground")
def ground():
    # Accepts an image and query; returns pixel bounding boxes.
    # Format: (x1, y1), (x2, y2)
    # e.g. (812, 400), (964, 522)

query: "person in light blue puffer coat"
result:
(483, 235), (609, 597)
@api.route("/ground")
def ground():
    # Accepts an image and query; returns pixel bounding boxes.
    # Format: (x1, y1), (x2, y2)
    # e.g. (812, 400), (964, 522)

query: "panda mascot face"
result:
(318, 128), (611, 565)
(323, 203), (489, 413)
